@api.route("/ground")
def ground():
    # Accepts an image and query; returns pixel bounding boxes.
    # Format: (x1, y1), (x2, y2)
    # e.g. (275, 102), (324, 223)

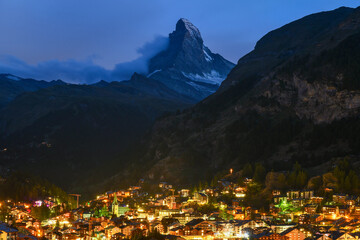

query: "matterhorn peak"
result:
(148, 18), (235, 101)
(175, 18), (202, 39)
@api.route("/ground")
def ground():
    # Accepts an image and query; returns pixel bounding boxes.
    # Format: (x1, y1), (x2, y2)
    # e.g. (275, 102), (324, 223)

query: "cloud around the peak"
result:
(112, 36), (169, 80)
(0, 36), (169, 84)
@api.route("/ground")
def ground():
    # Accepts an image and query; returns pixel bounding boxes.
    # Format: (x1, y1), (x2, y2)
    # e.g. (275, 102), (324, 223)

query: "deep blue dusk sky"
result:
(0, 0), (359, 83)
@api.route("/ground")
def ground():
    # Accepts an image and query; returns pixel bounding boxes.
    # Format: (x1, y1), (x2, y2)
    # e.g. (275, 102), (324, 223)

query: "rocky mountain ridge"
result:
(0, 74), (66, 109)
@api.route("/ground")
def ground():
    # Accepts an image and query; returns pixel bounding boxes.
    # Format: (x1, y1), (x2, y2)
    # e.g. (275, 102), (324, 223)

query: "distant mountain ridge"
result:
(0, 74), (66, 109)
(0, 70), (193, 192)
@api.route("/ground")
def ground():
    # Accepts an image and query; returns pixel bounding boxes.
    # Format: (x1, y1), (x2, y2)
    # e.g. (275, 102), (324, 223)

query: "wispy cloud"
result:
(0, 36), (169, 84)
(112, 36), (169, 80)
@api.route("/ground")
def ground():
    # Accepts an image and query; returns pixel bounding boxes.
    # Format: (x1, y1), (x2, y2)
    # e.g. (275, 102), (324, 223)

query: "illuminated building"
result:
(112, 194), (119, 217)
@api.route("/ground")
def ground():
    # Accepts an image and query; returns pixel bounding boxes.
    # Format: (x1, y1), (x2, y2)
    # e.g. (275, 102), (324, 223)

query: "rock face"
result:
(148, 18), (235, 101)
(219, 6), (356, 91)
(262, 74), (360, 124)
(127, 7), (360, 185)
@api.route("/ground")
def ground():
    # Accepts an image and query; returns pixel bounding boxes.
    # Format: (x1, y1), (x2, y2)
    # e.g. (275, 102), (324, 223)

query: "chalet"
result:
(205, 188), (219, 197)
(298, 215), (310, 225)
(163, 235), (186, 240)
(330, 232), (356, 240)
(300, 190), (314, 199)
(131, 229), (147, 239)
(304, 204), (318, 214)
(185, 219), (216, 232)
(272, 190), (281, 196)
(128, 186), (141, 191)
(261, 215), (274, 221)
(26, 226), (38, 237)
(310, 214), (324, 223)
(291, 198), (306, 208)
(172, 213), (201, 225)
(168, 222), (181, 231)
(83, 211), (92, 219)
(271, 223), (296, 234)
(105, 226), (121, 238)
(314, 233), (332, 240)
(280, 227), (305, 240)
(352, 206), (360, 215)
(193, 192), (208, 204)
(157, 209), (180, 219)
(274, 195), (287, 204)
(234, 220), (266, 233)
(152, 222), (165, 234)
(0, 223), (18, 240)
(244, 178), (253, 184)
(119, 225), (136, 237)
(346, 196), (360, 206)
(287, 190), (300, 200)
(218, 179), (233, 190)
(180, 189), (190, 198)
(322, 205), (337, 215)
(159, 182), (173, 189)
(169, 226), (184, 236)
(17, 232), (40, 240)
(62, 232), (79, 239)
(112, 232), (126, 240)
(254, 232), (288, 240)
(338, 206), (350, 216)
(233, 208), (245, 220)
(333, 194), (347, 205)
(311, 196), (324, 204)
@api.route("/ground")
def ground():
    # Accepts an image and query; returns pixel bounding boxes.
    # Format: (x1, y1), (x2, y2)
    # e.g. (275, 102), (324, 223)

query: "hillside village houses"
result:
(3, 175), (360, 240)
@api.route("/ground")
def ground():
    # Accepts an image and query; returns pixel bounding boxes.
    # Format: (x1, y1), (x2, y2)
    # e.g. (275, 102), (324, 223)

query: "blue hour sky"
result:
(0, 0), (358, 83)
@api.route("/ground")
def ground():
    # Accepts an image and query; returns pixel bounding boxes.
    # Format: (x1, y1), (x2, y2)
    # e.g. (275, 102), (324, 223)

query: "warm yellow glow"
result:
(235, 193), (246, 198)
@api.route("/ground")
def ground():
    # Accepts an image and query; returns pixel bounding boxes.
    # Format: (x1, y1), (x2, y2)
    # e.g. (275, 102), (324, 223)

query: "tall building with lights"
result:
(112, 194), (119, 217)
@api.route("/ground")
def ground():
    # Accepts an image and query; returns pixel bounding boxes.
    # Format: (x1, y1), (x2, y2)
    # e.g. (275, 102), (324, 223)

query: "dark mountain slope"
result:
(0, 74), (65, 109)
(119, 73), (193, 103)
(0, 73), (191, 190)
(125, 7), (360, 185)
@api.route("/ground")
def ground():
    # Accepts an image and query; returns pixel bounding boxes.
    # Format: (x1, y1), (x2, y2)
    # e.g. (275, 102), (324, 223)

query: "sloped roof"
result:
(0, 223), (18, 233)
(185, 219), (204, 227)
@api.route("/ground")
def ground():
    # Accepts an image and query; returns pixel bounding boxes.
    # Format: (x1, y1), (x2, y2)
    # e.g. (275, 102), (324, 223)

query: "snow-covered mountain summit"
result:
(148, 18), (235, 101)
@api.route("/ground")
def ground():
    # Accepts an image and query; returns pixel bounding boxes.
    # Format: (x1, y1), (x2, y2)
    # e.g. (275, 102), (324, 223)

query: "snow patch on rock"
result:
(203, 48), (213, 62)
(182, 70), (224, 85)
(147, 69), (162, 78)
(6, 75), (21, 81)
